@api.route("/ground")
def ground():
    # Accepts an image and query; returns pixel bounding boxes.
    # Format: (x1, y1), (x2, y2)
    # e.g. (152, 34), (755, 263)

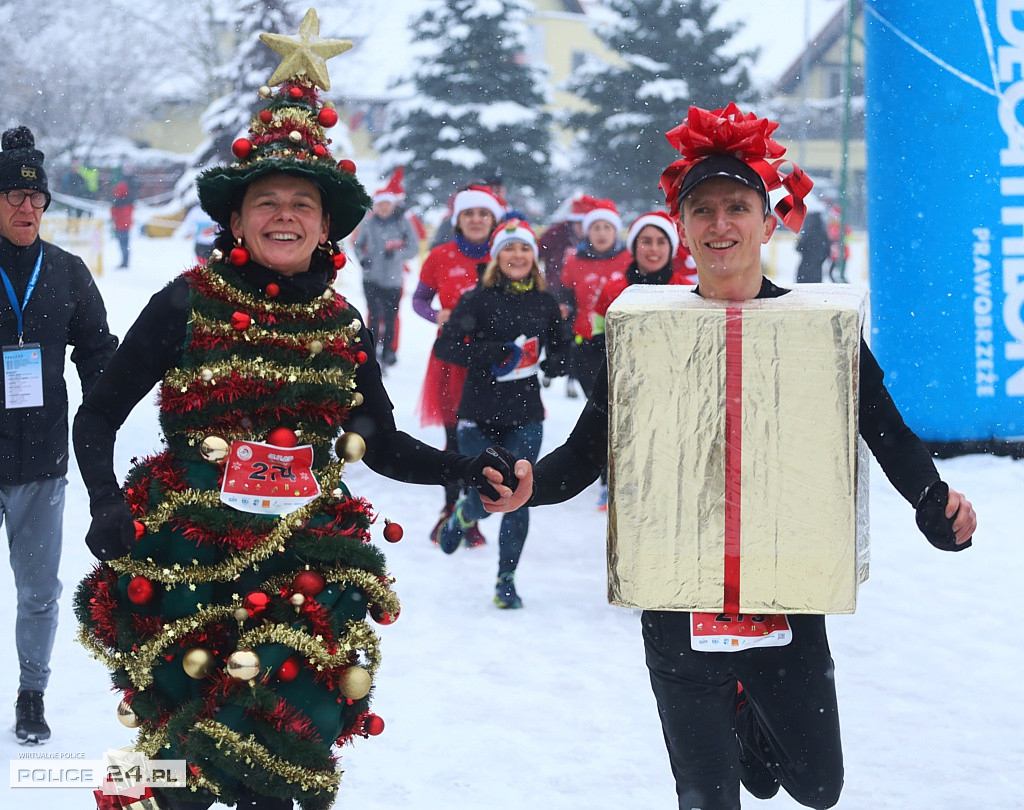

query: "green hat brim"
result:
(196, 158), (370, 242)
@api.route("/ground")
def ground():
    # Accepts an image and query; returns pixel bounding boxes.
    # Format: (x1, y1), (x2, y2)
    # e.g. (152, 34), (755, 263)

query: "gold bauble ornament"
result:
(338, 665), (372, 699)
(335, 432), (365, 463)
(291, 593), (306, 607)
(200, 368), (214, 382)
(227, 649), (262, 681)
(210, 248), (224, 261)
(233, 607), (250, 622)
(288, 130), (303, 142)
(200, 436), (230, 463)
(258, 85), (272, 98)
(308, 339), (324, 355)
(117, 699), (141, 728)
(351, 391), (364, 407)
(182, 648), (216, 679)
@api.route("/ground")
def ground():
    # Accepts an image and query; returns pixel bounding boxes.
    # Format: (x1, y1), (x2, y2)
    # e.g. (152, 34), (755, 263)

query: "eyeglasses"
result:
(3, 190), (48, 209)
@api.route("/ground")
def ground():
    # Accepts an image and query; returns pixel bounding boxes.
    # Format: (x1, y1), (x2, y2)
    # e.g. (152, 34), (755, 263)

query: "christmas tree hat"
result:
(197, 7), (370, 243)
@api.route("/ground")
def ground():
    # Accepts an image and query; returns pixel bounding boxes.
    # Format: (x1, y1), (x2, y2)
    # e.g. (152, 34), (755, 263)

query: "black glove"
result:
(458, 446), (519, 500)
(85, 496), (137, 561)
(915, 481), (971, 552)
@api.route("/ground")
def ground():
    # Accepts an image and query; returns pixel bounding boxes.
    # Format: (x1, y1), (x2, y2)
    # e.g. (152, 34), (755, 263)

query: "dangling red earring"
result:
(230, 237), (250, 266)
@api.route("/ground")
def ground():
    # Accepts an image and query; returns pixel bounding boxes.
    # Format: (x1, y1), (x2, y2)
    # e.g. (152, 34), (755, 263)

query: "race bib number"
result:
(220, 441), (321, 516)
(3, 343), (43, 409)
(690, 612), (793, 652)
(498, 336), (540, 382)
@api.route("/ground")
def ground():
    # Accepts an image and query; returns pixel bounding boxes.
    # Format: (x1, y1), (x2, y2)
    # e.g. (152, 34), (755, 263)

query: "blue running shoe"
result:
(438, 501), (475, 554)
(494, 572), (523, 609)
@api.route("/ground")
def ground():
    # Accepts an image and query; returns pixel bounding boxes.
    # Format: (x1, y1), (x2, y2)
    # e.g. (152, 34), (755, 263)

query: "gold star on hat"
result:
(260, 8), (352, 91)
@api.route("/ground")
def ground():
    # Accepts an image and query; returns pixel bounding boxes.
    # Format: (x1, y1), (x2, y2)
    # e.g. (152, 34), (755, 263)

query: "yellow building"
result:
(772, 0), (866, 226)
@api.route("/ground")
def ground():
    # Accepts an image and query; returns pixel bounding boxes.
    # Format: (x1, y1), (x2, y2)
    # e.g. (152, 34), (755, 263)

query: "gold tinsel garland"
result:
(238, 619), (382, 676)
(193, 719), (341, 793)
(189, 310), (359, 352)
(106, 461), (346, 585)
(165, 358), (358, 392)
(265, 566), (400, 618)
(197, 262), (340, 316)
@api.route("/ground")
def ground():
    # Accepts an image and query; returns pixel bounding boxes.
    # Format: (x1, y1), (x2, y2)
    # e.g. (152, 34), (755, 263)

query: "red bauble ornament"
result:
(292, 570), (326, 597)
(243, 591), (270, 616)
(231, 138), (252, 159)
(127, 576), (155, 606)
(332, 252), (347, 269)
(383, 520), (403, 543)
(230, 311), (251, 331)
(313, 144), (327, 157)
(317, 107), (339, 127)
(355, 351), (368, 364)
(259, 110), (273, 124)
(368, 606), (399, 622)
(277, 655), (301, 682)
(133, 520), (146, 541)
(267, 427), (297, 447)
(362, 714), (385, 736)
(289, 86), (304, 98)
(229, 245), (250, 266)
(338, 159), (357, 173)
(265, 282), (280, 298)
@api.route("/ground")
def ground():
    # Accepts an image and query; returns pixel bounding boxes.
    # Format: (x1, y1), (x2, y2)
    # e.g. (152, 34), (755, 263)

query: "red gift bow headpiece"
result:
(659, 103), (813, 232)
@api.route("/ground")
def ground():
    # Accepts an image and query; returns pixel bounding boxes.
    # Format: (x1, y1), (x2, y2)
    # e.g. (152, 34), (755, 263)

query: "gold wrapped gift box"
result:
(605, 284), (870, 615)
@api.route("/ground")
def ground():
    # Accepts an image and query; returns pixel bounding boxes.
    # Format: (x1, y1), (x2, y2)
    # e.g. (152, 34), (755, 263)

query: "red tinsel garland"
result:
(85, 566), (123, 647)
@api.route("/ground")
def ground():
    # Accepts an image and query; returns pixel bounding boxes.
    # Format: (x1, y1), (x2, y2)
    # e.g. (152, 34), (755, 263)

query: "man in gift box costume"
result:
(483, 104), (977, 809)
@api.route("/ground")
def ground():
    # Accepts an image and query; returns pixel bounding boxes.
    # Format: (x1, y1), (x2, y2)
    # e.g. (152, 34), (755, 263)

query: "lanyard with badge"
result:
(1, 247), (45, 409)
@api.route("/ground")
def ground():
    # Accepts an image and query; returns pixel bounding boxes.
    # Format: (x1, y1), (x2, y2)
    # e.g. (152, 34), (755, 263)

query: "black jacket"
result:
(530, 277), (939, 508)
(0, 237), (117, 484)
(434, 278), (569, 431)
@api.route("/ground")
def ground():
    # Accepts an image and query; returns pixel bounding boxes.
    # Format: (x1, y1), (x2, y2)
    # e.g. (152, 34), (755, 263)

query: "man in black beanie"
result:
(0, 125), (118, 743)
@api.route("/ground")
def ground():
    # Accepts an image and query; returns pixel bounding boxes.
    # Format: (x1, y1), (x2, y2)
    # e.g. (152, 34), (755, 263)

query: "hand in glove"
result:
(491, 342), (524, 378)
(85, 496), (137, 561)
(915, 481), (974, 552)
(457, 446), (519, 500)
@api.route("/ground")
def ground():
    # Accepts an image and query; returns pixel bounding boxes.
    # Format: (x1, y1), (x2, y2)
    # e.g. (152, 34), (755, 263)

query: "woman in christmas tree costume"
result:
(73, 11), (514, 810)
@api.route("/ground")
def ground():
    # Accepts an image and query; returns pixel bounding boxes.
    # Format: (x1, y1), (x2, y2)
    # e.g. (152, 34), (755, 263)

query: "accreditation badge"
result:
(3, 343), (43, 409)
(690, 612), (793, 652)
(219, 440), (321, 515)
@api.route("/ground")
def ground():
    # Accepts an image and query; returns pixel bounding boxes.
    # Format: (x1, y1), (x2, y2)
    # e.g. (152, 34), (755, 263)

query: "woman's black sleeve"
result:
(345, 326), (471, 488)
(73, 279), (190, 506)
(858, 341), (939, 505)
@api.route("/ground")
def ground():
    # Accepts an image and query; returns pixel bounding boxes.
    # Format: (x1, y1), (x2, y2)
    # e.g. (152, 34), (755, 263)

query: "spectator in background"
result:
(0, 126), (118, 744)
(538, 194), (591, 295)
(795, 208), (830, 284)
(178, 203), (219, 265)
(110, 177), (136, 269)
(414, 184), (505, 546)
(354, 168), (418, 367)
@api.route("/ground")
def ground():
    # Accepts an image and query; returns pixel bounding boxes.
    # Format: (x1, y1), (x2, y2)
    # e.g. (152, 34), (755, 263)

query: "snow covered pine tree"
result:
(565, 0), (757, 216)
(375, 0), (553, 212)
(76, 10), (401, 810)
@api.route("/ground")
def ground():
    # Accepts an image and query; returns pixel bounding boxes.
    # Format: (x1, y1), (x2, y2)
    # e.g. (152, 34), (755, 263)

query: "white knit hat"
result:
(581, 199), (621, 234)
(450, 185), (506, 226)
(489, 218), (537, 258)
(626, 211), (680, 254)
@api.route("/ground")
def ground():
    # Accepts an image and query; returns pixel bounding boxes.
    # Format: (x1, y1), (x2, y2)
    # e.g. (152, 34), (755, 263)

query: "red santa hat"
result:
(450, 184), (506, 226)
(626, 211), (679, 255)
(373, 167), (405, 204)
(581, 198), (621, 234)
(569, 194), (602, 222)
(489, 218), (537, 258)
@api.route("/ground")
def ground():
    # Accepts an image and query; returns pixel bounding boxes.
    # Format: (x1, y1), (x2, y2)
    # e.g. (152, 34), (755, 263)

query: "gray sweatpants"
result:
(1, 477), (65, 693)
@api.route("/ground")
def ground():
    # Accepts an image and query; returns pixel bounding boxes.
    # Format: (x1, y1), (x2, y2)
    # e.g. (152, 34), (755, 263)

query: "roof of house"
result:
(775, 0), (861, 93)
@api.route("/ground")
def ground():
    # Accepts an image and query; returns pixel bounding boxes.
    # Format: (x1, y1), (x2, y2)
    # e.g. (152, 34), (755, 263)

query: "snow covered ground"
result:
(1, 229), (1021, 808)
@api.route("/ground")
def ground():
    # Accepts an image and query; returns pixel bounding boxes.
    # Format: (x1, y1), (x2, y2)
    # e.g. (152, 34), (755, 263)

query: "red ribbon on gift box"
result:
(724, 308), (744, 614)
